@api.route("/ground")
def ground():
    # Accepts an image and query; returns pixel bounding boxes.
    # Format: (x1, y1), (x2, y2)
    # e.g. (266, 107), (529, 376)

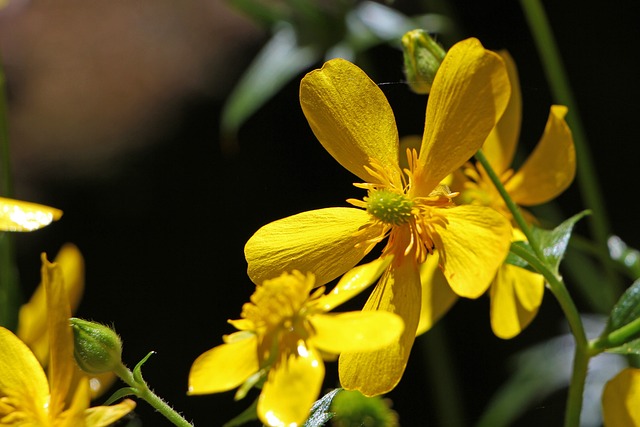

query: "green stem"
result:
(0, 58), (19, 331)
(474, 150), (541, 257)
(591, 317), (640, 353)
(477, 147), (588, 427)
(419, 322), (464, 427)
(510, 244), (588, 427)
(518, 0), (620, 293)
(114, 363), (193, 427)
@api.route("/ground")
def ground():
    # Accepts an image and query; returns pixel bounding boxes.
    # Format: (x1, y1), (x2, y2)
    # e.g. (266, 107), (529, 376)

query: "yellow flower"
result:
(245, 38), (513, 396)
(0, 197), (62, 232)
(441, 51), (575, 339)
(16, 244), (117, 398)
(0, 254), (135, 426)
(602, 368), (640, 426)
(188, 269), (404, 427)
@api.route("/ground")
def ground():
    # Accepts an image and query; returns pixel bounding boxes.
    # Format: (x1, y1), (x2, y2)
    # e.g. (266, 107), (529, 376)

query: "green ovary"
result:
(366, 189), (413, 226)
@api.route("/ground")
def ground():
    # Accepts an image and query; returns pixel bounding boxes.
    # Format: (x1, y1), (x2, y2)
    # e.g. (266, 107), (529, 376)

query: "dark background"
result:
(2, 0), (640, 425)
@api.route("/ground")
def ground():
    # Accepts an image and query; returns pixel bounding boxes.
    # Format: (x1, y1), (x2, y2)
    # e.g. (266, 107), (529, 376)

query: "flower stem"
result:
(509, 243), (588, 427)
(590, 316), (640, 353)
(114, 363), (194, 427)
(518, 0), (621, 294)
(474, 150), (541, 257)
(0, 60), (19, 331)
(476, 148), (589, 427)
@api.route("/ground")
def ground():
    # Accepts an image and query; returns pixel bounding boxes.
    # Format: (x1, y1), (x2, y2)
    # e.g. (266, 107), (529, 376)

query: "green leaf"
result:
(132, 351), (156, 384)
(505, 241), (536, 272)
(530, 210), (589, 273)
(220, 23), (320, 153)
(605, 338), (640, 355)
(303, 388), (341, 427)
(223, 396), (259, 427)
(104, 387), (138, 405)
(606, 278), (640, 334)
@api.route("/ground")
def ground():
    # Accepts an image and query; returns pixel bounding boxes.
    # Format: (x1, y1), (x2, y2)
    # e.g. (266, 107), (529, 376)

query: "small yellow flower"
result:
(245, 38), (513, 395)
(602, 368), (640, 426)
(16, 244), (116, 398)
(448, 51), (575, 339)
(0, 197), (62, 232)
(0, 254), (135, 426)
(188, 270), (404, 427)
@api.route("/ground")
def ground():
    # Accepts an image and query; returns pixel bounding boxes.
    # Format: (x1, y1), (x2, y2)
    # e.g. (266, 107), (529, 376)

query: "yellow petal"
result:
(300, 58), (401, 184)
(602, 368), (640, 427)
(490, 264), (544, 339)
(0, 327), (49, 422)
(481, 50), (522, 175)
(416, 252), (458, 335)
(416, 38), (510, 195)
(59, 376), (90, 427)
(504, 105), (575, 206)
(188, 334), (259, 395)
(84, 397), (136, 427)
(88, 372), (117, 400)
(17, 243), (85, 365)
(433, 205), (511, 298)
(339, 257), (421, 396)
(0, 196), (62, 232)
(245, 207), (382, 287)
(258, 344), (324, 427)
(309, 311), (404, 354)
(318, 257), (391, 311)
(43, 253), (76, 416)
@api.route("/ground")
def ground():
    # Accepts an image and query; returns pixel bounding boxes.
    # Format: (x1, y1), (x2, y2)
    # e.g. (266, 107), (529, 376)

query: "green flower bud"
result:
(70, 317), (123, 374)
(331, 389), (399, 427)
(402, 29), (446, 95)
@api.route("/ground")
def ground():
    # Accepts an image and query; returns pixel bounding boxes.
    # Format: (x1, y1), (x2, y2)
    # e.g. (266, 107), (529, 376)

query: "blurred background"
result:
(2, 0), (640, 425)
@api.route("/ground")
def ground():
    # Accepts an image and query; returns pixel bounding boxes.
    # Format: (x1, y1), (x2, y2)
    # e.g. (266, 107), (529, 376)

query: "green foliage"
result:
(303, 388), (340, 427)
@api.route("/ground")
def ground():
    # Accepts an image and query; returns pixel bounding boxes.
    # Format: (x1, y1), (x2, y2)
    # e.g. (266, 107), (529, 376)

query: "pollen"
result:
(365, 189), (414, 226)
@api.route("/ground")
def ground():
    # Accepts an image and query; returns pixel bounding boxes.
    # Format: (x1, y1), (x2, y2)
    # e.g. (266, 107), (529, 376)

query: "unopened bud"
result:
(402, 29), (446, 94)
(70, 318), (123, 374)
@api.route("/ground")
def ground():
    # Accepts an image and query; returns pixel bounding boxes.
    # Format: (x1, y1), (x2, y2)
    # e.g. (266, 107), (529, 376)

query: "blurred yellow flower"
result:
(245, 38), (512, 395)
(451, 51), (575, 339)
(0, 254), (134, 426)
(16, 244), (117, 398)
(602, 368), (640, 426)
(0, 197), (62, 232)
(188, 270), (404, 427)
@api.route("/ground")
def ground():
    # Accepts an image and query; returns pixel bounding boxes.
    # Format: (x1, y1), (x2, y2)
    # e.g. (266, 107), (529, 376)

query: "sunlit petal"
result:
(17, 244), (85, 365)
(433, 206), (511, 298)
(188, 335), (259, 395)
(416, 252), (458, 335)
(512, 264), (545, 313)
(504, 105), (575, 206)
(59, 376), (90, 427)
(300, 58), (400, 184)
(490, 264), (543, 339)
(318, 257), (391, 311)
(309, 311), (404, 354)
(0, 196), (63, 232)
(339, 257), (421, 396)
(84, 396), (136, 427)
(0, 327), (49, 422)
(481, 50), (522, 175)
(245, 207), (382, 287)
(416, 38), (510, 194)
(43, 253), (76, 416)
(602, 368), (640, 427)
(258, 344), (324, 427)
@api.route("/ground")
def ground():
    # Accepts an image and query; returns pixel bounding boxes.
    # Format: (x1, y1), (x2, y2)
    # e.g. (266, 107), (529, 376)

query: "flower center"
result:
(365, 189), (413, 226)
